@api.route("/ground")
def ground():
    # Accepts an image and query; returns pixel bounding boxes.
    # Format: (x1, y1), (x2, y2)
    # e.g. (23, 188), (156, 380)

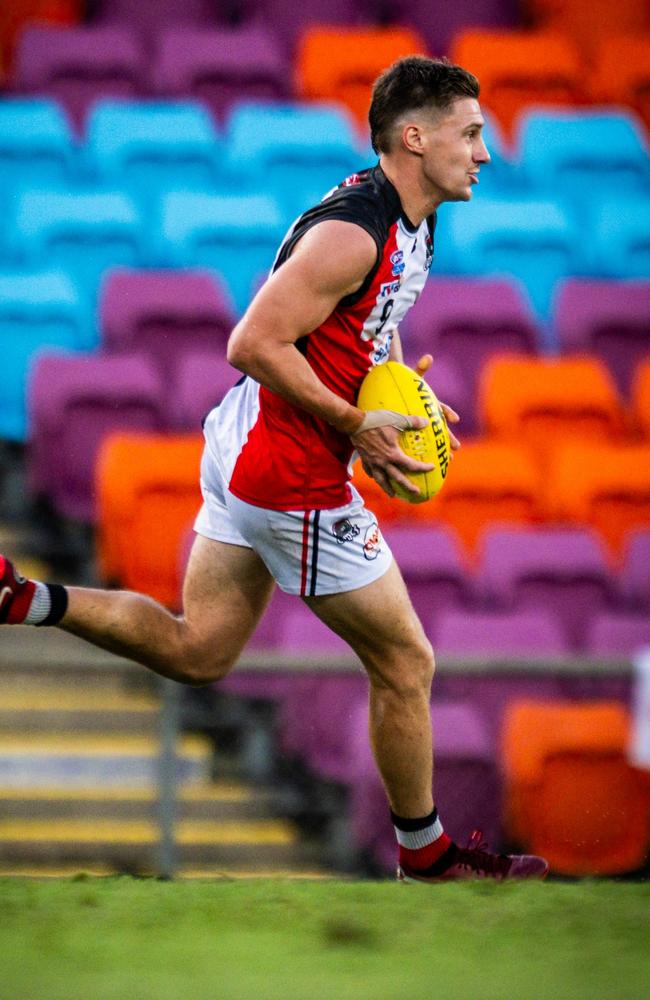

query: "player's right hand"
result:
(350, 414), (434, 499)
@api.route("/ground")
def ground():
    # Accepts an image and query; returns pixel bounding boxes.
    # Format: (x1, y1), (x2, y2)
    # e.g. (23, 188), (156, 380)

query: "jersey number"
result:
(376, 298), (394, 335)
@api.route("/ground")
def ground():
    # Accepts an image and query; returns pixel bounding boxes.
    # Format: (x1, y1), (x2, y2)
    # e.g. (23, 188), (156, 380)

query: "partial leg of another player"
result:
(304, 560), (549, 882)
(0, 536), (275, 686)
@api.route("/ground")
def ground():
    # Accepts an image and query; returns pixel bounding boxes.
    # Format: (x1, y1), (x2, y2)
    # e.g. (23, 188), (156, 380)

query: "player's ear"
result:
(402, 123), (425, 156)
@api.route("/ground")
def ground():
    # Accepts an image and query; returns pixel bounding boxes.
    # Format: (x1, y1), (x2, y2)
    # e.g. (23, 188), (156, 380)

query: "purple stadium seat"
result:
(478, 526), (615, 652)
(398, 354), (474, 434)
(584, 612), (650, 657)
(168, 351), (239, 430)
(13, 25), (145, 135)
(405, 0), (520, 55)
(92, 0), (225, 33)
(432, 608), (569, 657)
(383, 524), (472, 627)
(250, 0), (366, 54)
(554, 279), (650, 395)
(275, 603), (350, 654)
(402, 277), (541, 430)
(621, 530), (650, 610)
(100, 269), (235, 386)
(154, 26), (289, 125)
(28, 351), (165, 521)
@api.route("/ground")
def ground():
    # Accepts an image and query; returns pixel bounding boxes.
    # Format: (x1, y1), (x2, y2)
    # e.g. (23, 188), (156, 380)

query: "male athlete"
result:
(1, 56), (548, 881)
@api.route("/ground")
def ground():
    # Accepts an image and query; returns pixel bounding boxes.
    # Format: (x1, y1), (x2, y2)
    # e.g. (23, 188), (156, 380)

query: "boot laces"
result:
(454, 830), (512, 878)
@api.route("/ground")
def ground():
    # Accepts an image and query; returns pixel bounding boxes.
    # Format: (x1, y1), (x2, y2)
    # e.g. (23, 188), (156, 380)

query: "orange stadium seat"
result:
(351, 459), (414, 527)
(96, 432), (203, 609)
(632, 360), (650, 439)
(296, 25), (427, 130)
(479, 355), (625, 467)
(450, 30), (585, 140)
(430, 440), (542, 553)
(502, 701), (650, 875)
(591, 35), (650, 129)
(546, 442), (650, 555)
(525, 0), (649, 59)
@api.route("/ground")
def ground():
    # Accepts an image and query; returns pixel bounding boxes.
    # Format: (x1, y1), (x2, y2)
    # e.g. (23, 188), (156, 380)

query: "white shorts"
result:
(194, 440), (393, 597)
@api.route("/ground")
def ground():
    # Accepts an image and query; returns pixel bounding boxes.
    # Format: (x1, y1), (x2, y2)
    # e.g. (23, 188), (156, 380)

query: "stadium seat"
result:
(592, 200), (650, 280)
(525, 0), (649, 59)
(382, 524), (471, 627)
(501, 701), (650, 875)
(583, 611), (650, 657)
(632, 360), (650, 439)
(479, 356), (625, 468)
(0, 0), (81, 80)
(224, 102), (362, 221)
(28, 352), (166, 521)
(350, 460), (412, 528)
(621, 530), (650, 610)
(168, 351), (239, 430)
(96, 431), (203, 608)
(554, 279), (650, 395)
(85, 100), (222, 208)
(429, 441), (542, 552)
(518, 110), (650, 216)
(8, 189), (145, 306)
(405, 0), (520, 60)
(92, 0), (223, 32)
(450, 30), (584, 139)
(296, 25), (426, 130)
(0, 99), (76, 210)
(546, 442), (650, 555)
(444, 197), (580, 318)
(153, 26), (289, 126)
(159, 191), (285, 314)
(403, 278), (542, 418)
(99, 268), (236, 384)
(591, 35), (650, 130)
(432, 607), (568, 656)
(0, 269), (87, 442)
(13, 24), (145, 134)
(478, 526), (615, 652)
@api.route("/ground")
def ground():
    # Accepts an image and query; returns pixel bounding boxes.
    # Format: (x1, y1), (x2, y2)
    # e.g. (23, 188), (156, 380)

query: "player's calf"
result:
(0, 555), (67, 626)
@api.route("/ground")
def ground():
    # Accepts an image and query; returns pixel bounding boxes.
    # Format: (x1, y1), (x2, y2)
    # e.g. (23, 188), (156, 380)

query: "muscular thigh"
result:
(182, 534), (275, 658)
(303, 559), (432, 683)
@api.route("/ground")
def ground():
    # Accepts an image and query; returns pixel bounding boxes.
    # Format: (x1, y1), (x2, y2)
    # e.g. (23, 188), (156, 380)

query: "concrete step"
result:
(0, 817), (301, 867)
(0, 733), (213, 787)
(0, 862), (333, 880)
(0, 783), (275, 821)
(0, 688), (160, 734)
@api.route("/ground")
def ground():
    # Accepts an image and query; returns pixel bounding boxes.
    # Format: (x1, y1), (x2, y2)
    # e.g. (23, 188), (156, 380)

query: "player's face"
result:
(420, 97), (490, 203)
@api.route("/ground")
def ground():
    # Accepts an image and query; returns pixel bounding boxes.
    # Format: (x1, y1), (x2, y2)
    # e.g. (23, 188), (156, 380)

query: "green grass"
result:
(1, 877), (648, 1000)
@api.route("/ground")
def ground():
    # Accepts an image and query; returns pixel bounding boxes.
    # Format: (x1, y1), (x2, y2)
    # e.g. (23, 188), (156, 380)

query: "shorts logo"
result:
(363, 522), (381, 560)
(332, 518), (361, 545)
(390, 250), (405, 276)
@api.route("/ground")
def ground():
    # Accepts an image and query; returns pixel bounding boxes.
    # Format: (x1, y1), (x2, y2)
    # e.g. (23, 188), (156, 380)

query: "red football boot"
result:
(0, 555), (36, 624)
(397, 830), (549, 883)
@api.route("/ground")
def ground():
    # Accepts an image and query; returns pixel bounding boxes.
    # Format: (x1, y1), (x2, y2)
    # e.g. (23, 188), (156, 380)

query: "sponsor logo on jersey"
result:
(332, 518), (361, 544)
(370, 331), (393, 365)
(390, 250), (405, 276)
(379, 279), (401, 298)
(363, 522), (381, 560)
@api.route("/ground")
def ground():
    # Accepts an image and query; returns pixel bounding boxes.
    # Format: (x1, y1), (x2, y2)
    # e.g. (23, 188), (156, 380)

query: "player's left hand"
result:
(415, 354), (461, 454)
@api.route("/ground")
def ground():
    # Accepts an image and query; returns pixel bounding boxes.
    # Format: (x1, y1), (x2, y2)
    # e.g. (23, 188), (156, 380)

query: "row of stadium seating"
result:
(221, 667), (649, 875)
(4, 20), (650, 136)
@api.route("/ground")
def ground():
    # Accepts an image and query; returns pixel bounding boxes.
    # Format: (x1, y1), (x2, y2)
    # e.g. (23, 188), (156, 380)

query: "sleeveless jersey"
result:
(206, 165), (436, 511)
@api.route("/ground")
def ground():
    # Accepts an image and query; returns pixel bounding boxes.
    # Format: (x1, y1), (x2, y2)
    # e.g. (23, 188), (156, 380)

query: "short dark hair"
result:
(369, 55), (480, 154)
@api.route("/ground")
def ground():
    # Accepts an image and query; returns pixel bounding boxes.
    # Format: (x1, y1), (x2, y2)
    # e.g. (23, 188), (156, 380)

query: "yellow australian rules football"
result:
(357, 360), (451, 503)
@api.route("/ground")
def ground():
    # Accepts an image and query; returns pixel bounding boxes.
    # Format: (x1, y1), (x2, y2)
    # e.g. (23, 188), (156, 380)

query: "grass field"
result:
(1, 877), (648, 999)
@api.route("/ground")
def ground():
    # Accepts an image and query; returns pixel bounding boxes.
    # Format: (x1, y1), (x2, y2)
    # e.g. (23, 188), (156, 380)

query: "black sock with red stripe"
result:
(0, 556), (68, 626)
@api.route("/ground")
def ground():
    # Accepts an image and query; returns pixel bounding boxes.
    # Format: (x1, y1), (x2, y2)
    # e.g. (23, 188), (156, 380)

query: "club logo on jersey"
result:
(363, 522), (381, 560)
(424, 233), (433, 271)
(390, 250), (405, 276)
(341, 173), (362, 187)
(379, 279), (401, 298)
(332, 518), (361, 545)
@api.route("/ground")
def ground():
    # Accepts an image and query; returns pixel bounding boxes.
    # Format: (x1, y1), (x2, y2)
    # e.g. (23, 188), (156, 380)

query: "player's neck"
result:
(380, 156), (442, 225)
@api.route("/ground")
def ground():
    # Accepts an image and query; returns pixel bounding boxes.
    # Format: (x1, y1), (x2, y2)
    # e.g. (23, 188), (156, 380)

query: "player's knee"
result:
(173, 646), (237, 687)
(370, 636), (435, 698)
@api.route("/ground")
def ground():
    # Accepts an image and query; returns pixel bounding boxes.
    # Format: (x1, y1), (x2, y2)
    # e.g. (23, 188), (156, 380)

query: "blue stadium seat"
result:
(224, 102), (362, 221)
(518, 110), (650, 213)
(476, 110), (519, 196)
(444, 196), (580, 320)
(0, 270), (88, 442)
(0, 98), (76, 195)
(160, 191), (285, 313)
(7, 189), (146, 305)
(85, 100), (223, 209)
(593, 200), (650, 279)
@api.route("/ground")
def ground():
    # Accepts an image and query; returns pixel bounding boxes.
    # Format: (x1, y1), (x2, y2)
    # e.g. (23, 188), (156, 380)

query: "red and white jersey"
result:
(205, 165), (436, 511)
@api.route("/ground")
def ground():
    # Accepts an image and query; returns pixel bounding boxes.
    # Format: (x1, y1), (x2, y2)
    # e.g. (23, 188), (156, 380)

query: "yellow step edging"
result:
(0, 782), (253, 803)
(0, 734), (211, 757)
(0, 818), (296, 846)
